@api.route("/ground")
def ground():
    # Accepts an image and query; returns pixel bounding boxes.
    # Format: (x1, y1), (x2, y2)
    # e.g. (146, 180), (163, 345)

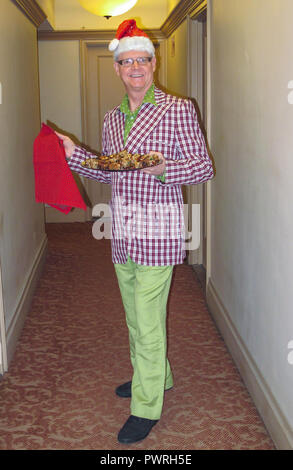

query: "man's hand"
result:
(142, 151), (166, 176)
(55, 131), (75, 159)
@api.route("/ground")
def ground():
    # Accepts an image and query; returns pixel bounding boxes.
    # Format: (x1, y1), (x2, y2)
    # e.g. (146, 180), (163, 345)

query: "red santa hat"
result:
(109, 19), (155, 59)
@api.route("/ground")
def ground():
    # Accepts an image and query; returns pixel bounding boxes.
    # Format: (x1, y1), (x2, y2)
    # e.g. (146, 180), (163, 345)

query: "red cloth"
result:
(33, 124), (86, 214)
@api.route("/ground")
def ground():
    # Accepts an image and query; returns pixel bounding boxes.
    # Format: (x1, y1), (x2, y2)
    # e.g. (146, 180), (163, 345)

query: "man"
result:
(57, 19), (214, 445)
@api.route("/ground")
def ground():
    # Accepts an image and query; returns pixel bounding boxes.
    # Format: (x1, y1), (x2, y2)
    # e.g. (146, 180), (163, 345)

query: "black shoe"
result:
(115, 381), (173, 398)
(115, 381), (132, 398)
(118, 415), (158, 444)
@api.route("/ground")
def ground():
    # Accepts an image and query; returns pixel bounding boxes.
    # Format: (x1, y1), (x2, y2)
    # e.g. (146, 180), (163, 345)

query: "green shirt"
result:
(119, 83), (165, 182)
(120, 83), (157, 144)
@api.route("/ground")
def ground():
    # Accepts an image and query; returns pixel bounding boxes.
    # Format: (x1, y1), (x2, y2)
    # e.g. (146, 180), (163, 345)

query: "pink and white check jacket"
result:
(68, 87), (214, 266)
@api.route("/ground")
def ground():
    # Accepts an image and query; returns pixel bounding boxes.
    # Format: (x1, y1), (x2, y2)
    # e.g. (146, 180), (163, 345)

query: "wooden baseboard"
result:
(206, 278), (293, 450)
(6, 234), (48, 367)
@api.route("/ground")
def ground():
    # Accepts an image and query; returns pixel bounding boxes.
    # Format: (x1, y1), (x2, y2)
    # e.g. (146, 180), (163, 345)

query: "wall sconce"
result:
(79, 0), (138, 17)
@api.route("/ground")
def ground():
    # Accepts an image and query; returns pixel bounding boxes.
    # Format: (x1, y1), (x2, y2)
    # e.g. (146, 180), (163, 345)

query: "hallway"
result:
(0, 223), (274, 450)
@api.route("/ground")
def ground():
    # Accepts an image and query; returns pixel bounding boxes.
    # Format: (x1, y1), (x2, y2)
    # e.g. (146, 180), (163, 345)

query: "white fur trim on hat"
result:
(113, 36), (155, 60)
(109, 38), (119, 52)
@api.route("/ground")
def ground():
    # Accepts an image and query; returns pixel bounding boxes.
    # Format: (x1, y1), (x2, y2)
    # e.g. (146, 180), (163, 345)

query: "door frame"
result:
(205, 0), (212, 286)
(186, 2), (212, 290)
(186, 12), (207, 268)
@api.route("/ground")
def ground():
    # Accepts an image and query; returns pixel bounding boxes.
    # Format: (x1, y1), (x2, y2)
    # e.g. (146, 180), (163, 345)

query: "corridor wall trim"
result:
(161, 0), (207, 37)
(6, 235), (48, 368)
(13, 0), (46, 27)
(38, 29), (165, 42)
(206, 280), (293, 450)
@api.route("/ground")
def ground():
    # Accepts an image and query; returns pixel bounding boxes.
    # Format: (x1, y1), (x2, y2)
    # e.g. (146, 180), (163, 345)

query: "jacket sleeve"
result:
(67, 113), (112, 185)
(164, 99), (214, 186)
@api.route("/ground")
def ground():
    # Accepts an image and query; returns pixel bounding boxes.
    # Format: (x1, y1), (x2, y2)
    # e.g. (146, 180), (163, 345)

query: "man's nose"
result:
(132, 59), (139, 68)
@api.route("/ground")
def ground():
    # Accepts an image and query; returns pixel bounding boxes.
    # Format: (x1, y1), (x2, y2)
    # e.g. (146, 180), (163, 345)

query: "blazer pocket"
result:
(138, 139), (176, 159)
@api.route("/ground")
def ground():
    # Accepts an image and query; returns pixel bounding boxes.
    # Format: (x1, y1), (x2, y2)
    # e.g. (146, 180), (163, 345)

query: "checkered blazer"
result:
(68, 87), (214, 266)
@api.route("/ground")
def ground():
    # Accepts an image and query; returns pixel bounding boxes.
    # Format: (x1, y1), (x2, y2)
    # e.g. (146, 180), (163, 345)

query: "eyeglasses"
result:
(117, 57), (153, 67)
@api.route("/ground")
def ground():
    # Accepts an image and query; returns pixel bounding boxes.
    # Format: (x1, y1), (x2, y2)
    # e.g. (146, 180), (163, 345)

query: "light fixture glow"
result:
(79, 0), (138, 17)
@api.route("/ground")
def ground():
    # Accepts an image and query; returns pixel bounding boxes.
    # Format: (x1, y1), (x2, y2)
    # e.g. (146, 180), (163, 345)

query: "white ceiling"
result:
(42, 0), (174, 30)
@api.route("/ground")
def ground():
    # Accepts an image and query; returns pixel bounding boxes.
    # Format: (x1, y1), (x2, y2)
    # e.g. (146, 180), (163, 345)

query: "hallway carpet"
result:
(0, 223), (275, 450)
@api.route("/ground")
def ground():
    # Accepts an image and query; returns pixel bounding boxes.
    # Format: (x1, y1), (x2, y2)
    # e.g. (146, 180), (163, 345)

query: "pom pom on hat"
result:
(109, 38), (119, 52)
(109, 19), (155, 58)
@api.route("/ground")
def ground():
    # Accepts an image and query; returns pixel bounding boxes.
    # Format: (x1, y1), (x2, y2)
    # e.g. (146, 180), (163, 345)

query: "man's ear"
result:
(152, 56), (157, 73)
(113, 61), (120, 77)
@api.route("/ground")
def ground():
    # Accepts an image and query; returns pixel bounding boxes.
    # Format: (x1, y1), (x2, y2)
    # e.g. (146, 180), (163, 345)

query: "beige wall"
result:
(38, 40), (82, 141)
(165, 18), (191, 211)
(38, 40), (86, 223)
(208, 0), (293, 444)
(166, 19), (188, 97)
(0, 2), (45, 344)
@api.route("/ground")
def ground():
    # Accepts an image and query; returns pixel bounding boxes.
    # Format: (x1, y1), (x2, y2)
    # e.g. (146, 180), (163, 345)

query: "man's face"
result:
(114, 50), (156, 94)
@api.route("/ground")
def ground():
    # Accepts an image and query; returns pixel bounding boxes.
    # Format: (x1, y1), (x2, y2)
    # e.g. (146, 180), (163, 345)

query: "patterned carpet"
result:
(0, 223), (275, 449)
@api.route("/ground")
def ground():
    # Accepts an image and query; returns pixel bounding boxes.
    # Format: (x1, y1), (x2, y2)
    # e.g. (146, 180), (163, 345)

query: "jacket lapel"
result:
(107, 107), (125, 154)
(105, 88), (176, 155)
(125, 88), (176, 154)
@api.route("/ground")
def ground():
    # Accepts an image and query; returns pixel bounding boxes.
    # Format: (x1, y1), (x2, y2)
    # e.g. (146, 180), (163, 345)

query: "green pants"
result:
(114, 256), (174, 420)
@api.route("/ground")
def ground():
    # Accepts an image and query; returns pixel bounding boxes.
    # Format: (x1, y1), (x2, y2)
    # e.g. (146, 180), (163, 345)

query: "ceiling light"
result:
(79, 0), (138, 17)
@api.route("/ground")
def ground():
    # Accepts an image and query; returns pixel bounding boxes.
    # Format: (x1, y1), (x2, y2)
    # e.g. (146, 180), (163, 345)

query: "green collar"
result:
(120, 83), (157, 115)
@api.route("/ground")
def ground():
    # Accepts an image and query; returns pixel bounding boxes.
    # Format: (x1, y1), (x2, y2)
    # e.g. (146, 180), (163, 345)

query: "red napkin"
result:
(33, 123), (86, 214)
